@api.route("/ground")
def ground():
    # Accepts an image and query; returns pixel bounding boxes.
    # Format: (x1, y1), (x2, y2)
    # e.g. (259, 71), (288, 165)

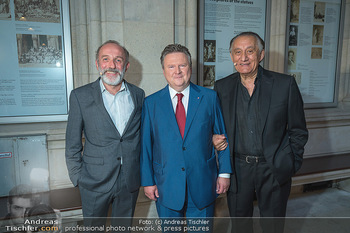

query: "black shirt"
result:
(235, 69), (263, 156)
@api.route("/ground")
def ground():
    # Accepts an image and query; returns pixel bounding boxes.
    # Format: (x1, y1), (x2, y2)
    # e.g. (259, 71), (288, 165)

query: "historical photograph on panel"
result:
(289, 72), (302, 85)
(288, 48), (297, 70)
(14, 0), (60, 23)
(289, 25), (298, 46)
(314, 1), (325, 23)
(290, 0), (300, 23)
(311, 47), (322, 59)
(17, 34), (63, 68)
(203, 65), (215, 87)
(312, 25), (324, 45)
(204, 40), (216, 62)
(0, 0), (11, 20)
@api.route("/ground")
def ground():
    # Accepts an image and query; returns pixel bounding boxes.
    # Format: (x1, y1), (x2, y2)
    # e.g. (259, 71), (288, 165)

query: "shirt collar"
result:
(169, 84), (190, 99)
(99, 78), (127, 94)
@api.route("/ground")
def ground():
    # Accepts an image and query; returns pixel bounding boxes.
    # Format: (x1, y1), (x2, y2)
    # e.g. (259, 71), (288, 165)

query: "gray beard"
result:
(101, 73), (123, 86)
(99, 67), (125, 86)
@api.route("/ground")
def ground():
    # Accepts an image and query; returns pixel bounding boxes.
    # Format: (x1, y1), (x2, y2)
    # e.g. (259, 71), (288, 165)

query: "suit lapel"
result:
(158, 86), (183, 138)
(227, 76), (241, 153)
(121, 81), (138, 136)
(91, 78), (120, 136)
(228, 76), (239, 143)
(258, 68), (274, 133)
(183, 83), (203, 141)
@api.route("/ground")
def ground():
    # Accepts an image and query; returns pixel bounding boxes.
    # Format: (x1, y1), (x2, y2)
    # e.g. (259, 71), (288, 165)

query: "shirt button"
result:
(120, 138), (123, 142)
(182, 147), (186, 151)
(182, 167), (185, 171)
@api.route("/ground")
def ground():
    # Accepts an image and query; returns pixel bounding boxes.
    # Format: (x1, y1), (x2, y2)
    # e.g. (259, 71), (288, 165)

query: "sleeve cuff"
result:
(218, 173), (230, 178)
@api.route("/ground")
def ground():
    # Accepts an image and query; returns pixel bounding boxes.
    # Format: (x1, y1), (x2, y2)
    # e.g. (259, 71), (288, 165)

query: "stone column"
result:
(69, 0), (90, 88)
(268, 0), (287, 73)
(339, 0), (350, 101)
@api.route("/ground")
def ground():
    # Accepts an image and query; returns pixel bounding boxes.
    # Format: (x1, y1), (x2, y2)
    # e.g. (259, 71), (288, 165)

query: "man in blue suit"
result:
(140, 44), (232, 230)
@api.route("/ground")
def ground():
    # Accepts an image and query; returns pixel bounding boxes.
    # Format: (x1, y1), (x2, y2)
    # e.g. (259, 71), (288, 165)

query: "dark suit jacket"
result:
(214, 66), (308, 189)
(65, 78), (145, 193)
(140, 83), (232, 210)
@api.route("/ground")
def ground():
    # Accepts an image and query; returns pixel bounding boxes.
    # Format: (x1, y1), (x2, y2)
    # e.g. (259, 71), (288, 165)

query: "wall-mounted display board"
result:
(0, 0), (73, 123)
(285, 0), (344, 107)
(198, 0), (271, 87)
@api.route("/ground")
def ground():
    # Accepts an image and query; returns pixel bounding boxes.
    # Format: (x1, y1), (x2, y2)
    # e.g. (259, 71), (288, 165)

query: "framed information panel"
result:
(198, 0), (271, 87)
(285, 0), (344, 107)
(0, 0), (73, 123)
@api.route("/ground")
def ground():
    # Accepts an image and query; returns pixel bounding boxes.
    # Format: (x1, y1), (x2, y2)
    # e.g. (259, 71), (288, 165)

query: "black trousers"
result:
(227, 156), (292, 233)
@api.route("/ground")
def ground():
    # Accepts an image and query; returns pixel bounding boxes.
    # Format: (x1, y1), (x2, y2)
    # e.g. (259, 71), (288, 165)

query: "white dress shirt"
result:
(169, 85), (190, 115)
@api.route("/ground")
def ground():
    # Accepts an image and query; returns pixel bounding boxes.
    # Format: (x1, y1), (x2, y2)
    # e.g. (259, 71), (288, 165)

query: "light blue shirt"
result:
(100, 79), (134, 135)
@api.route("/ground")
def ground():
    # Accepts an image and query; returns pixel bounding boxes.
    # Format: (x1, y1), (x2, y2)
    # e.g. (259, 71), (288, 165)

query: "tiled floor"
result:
(135, 182), (350, 232)
(286, 186), (350, 217)
(212, 179), (350, 233)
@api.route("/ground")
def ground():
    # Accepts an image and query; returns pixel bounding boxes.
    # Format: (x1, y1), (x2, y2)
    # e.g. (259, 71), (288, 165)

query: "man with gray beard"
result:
(65, 40), (145, 232)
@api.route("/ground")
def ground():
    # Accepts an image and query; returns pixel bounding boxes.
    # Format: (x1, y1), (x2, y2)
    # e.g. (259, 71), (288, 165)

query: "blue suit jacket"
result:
(140, 83), (232, 210)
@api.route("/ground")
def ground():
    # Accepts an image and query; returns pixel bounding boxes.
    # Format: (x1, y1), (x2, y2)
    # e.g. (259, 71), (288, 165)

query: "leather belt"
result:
(236, 153), (266, 163)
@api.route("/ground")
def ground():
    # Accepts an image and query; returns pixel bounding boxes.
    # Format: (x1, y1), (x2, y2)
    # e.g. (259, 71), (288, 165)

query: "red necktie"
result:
(175, 93), (186, 138)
